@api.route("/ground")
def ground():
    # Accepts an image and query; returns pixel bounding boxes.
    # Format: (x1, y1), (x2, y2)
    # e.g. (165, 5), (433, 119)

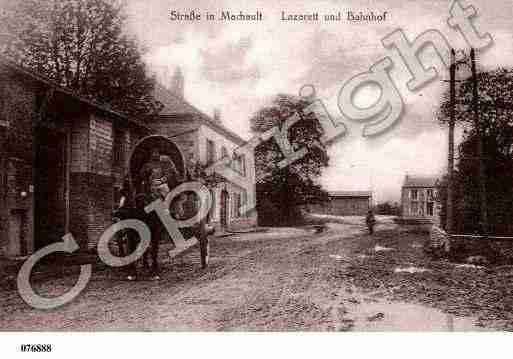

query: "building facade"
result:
(309, 191), (372, 216)
(400, 175), (440, 221)
(0, 60), (256, 259)
(151, 81), (257, 232)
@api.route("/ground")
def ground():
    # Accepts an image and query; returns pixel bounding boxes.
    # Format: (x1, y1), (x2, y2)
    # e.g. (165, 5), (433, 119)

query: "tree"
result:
(1, 0), (162, 120)
(438, 68), (513, 235)
(375, 201), (399, 215)
(250, 94), (329, 225)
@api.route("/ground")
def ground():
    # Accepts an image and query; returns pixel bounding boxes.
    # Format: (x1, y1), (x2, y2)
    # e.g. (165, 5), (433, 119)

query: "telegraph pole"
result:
(471, 48), (488, 234)
(447, 49), (456, 234)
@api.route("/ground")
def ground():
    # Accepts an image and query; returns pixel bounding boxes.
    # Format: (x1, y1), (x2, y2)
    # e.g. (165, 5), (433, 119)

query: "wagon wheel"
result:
(184, 192), (211, 269)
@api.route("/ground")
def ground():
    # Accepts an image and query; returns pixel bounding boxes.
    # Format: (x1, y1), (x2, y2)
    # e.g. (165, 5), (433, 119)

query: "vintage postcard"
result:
(0, 0), (512, 356)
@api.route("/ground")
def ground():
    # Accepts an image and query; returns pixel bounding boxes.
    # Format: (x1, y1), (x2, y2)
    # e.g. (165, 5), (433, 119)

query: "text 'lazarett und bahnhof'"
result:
(169, 10), (389, 22)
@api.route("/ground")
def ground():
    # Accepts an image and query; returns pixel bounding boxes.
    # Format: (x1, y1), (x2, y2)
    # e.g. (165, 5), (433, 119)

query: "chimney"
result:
(170, 67), (184, 99)
(213, 108), (221, 122)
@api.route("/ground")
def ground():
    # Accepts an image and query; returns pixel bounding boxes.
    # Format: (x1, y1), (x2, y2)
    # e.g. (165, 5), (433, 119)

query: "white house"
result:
(150, 70), (257, 231)
(400, 175), (440, 221)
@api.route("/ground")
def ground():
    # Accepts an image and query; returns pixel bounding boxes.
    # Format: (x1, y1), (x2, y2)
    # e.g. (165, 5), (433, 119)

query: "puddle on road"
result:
(454, 264), (485, 270)
(233, 228), (310, 241)
(347, 300), (484, 331)
(394, 266), (431, 274)
(374, 245), (395, 252)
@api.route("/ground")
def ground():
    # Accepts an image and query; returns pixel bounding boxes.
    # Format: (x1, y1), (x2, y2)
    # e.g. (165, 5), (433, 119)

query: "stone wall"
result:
(0, 70), (36, 257)
(428, 225), (451, 253)
(70, 115), (89, 173)
(90, 115), (113, 176)
(0, 64), (149, 256)
(1, 62), (259, 259)
(69, 115), (146, 250)
(112, 126), (131, 187)
(151, 117), (198, 164)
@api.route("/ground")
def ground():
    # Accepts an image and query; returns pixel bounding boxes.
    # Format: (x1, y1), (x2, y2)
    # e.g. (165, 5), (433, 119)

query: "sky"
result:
(6, 0), (512, 203)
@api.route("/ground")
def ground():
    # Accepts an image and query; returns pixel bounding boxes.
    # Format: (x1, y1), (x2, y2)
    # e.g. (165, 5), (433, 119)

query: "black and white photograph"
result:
(0, 0), (513, 356)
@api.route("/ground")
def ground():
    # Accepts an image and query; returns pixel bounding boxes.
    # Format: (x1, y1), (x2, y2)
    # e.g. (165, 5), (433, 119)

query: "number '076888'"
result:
(20, 344), (52, 352)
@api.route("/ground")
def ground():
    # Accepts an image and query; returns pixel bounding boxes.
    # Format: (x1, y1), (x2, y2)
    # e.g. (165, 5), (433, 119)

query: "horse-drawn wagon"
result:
(113, 135), (211, 279)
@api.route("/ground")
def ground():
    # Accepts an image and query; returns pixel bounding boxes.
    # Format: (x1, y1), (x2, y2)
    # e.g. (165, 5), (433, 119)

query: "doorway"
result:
(9, 209), (28, 256)
(34, 127), (67, 249)
(220, 188), (229, 231)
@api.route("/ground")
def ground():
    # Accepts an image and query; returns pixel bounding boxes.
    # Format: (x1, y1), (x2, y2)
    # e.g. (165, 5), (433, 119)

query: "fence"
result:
(429, 225), (513, 261)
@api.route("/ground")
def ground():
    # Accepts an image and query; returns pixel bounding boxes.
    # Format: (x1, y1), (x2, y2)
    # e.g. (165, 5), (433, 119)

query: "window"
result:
(232, 192), (242, 218)
(411, 202), (418, 215)
(232, 155), (238, 173)
(233, 154), (246, 175)
(427, 202), (434, 216)
(221, 146), (229, 160)
(206, 139), (216, 165)
(410, 189), (418, 200)
(241, 190), (247, 216)
(241, 154), (246, 175)
(230, 193), (235, 218)
(427, 189), (434, 200)
(208, 190), (216, 222)
(228, 192), (240, 218)
(237, 193), (242, 217)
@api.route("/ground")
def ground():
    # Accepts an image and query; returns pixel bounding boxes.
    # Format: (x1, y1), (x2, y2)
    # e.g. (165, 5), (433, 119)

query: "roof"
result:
(153, 83), (202, 116)
(328, 191), (372, 198)
(1, 56), (248, 146)
(402, 175), (439, 188)
(0, 56), (151, 131)
(153, 83), (247, 146)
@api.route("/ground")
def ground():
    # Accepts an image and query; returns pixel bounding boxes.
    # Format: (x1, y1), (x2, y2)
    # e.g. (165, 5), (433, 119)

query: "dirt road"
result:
(0, 219), (484, 331)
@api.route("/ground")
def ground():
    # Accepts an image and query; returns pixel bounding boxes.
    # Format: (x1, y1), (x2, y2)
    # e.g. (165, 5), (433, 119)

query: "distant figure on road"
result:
(366, 209), (376, 235)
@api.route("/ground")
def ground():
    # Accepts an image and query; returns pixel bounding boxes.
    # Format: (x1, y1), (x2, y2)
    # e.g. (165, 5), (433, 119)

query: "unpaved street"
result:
(0, 218), (488, 331)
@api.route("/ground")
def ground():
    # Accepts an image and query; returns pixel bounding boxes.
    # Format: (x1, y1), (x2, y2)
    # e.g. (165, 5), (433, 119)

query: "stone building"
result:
(400, 175), (440, 221)
(0, 59), (256, 259)
(308, 191), (372, 216)
(0, 58), (151, 258)
(151, 74), (257, 232)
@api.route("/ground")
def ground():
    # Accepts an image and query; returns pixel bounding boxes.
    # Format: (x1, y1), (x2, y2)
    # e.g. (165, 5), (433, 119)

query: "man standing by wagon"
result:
(139, 149), (180, 280)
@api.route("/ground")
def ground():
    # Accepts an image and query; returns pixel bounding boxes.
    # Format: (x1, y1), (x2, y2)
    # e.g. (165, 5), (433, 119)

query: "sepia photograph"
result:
(0, 0), (513, 356)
